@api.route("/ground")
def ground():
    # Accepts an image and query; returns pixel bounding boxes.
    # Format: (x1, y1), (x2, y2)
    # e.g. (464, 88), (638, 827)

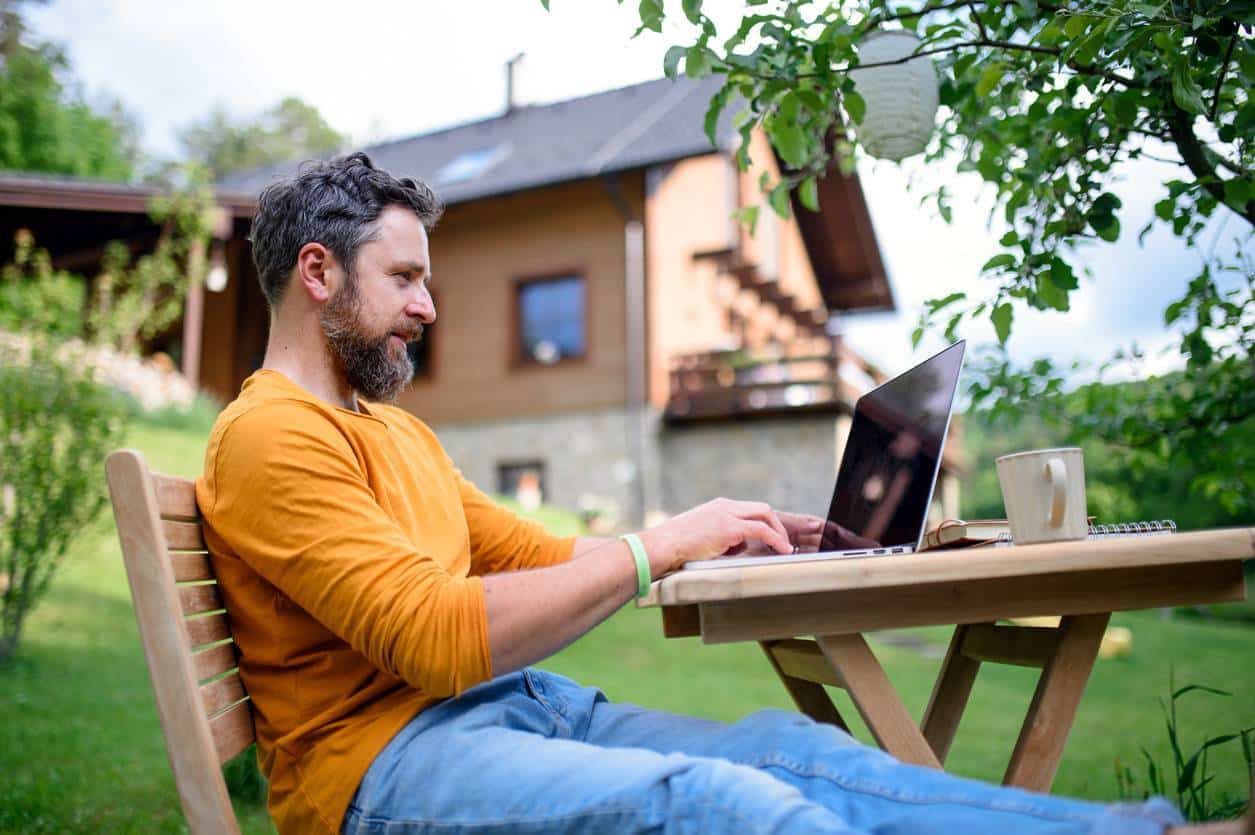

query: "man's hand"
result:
(720, 512), (826, 557)
(636, 498), (792, 575)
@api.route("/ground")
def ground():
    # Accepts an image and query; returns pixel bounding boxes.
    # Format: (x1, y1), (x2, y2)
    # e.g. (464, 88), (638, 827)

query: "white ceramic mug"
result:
(995, 447), (1088, 544)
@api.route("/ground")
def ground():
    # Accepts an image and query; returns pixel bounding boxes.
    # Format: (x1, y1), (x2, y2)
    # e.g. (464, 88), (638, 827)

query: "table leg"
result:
(921, 624), (984, 765)
(816, 634), (942, 769)
(759, 641), (850, 731)
(1003, 612), (1111, 792)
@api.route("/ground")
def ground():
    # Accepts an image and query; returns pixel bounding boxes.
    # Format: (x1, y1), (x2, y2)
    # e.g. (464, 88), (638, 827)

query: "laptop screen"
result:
(819, 341), (965, 552)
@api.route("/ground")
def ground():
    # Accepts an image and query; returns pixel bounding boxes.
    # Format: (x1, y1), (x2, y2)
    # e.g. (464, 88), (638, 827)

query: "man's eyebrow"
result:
(389, 261), (428, 276)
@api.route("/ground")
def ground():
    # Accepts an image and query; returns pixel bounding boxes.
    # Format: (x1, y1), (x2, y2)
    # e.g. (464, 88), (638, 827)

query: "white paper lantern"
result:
(848, 30), (940, 161)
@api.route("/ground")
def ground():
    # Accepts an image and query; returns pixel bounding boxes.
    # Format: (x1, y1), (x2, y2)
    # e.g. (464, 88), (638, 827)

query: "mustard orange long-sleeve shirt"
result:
(195, 370), (575, 835)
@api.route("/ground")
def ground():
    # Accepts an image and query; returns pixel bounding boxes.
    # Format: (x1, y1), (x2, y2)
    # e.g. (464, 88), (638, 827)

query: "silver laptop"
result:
(683, 340), (966, 570)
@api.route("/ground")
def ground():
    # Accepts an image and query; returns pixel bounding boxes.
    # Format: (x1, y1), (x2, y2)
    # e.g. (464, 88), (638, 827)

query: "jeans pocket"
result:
(521, 669), (568, 730)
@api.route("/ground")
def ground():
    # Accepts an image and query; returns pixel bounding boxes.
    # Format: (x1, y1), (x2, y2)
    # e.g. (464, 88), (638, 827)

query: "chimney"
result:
(505, 53), (526, 115)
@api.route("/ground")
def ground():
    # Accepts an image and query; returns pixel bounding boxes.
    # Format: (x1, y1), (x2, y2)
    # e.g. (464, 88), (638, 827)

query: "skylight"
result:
(434, 144), (512, 185)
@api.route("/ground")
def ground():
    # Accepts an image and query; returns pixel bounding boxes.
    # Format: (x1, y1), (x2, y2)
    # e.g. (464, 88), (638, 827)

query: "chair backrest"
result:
(105, 448), (255, 835)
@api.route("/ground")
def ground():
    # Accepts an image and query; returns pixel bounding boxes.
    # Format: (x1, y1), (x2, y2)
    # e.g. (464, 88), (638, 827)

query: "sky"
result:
(27, 0), (1247, 380)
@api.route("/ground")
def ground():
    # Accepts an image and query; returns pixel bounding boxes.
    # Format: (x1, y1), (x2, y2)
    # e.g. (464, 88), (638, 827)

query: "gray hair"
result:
(249, 152), (444, 309)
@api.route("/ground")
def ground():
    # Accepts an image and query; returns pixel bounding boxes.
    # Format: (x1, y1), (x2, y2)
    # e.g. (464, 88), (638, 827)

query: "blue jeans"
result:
(341, 669), (1182, 834)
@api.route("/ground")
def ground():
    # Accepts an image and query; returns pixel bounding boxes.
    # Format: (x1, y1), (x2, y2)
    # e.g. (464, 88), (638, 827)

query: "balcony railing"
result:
(665, 340), (883, 422)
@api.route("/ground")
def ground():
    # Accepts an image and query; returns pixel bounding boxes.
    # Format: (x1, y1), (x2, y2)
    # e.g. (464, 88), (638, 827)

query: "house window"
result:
(406, 323), (434, 380)
(516, 275), (586, 365)
(497, 460), (547, 511)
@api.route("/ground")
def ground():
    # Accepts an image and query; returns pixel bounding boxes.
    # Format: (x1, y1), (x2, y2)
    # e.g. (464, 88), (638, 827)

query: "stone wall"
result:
(431, 408), (639, 528)
(656, 414), (843, 519)
(431, 407), (847, 527)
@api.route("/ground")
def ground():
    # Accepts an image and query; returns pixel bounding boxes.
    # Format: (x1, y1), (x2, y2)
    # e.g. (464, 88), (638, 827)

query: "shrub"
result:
(0, 337), (127, 665)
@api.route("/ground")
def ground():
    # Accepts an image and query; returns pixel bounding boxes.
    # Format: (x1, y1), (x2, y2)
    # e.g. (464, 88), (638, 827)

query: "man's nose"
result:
(407, 286), (436, 324)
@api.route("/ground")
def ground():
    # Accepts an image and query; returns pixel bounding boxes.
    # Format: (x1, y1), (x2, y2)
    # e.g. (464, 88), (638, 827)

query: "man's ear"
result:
(294, 242), (336, 303)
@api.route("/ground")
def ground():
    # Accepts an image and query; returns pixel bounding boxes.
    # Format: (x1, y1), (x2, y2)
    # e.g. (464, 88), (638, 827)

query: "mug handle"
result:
(1045, 457), (1067, 528)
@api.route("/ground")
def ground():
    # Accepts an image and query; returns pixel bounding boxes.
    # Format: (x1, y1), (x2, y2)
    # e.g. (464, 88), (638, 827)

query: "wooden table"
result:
(639, 528), (1253, 793)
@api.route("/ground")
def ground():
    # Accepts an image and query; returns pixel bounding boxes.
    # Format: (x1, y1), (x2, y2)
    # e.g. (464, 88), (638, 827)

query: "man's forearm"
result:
(571, 536), (612, 559)
(482, 538), (639, 676)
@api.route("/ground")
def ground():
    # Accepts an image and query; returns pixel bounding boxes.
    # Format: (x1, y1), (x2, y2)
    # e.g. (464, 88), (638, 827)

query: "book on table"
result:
(921, 518), (1177, 550)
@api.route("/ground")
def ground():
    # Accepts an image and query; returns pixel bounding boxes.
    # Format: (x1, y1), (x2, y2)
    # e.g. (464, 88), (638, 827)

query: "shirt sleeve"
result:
(201, 402), (493, 698)
(453, 471), (576, 576)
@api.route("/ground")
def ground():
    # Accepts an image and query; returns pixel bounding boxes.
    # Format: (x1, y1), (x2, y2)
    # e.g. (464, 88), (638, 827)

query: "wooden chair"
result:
(105, 448), (255, 835)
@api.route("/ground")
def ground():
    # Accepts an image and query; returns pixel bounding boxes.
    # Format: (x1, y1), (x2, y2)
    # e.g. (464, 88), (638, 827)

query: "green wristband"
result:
(620, 533), (652, 599)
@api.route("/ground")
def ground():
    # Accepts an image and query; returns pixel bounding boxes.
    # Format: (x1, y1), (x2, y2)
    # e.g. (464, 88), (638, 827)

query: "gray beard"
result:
(319, 275), (414, 404)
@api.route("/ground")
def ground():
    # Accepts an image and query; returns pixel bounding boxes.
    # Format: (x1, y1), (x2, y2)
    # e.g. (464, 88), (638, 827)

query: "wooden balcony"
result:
(665, 339), (886, 424)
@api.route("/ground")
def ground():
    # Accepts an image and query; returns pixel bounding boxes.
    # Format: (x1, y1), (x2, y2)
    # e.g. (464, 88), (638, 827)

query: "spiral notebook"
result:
(991, 519), (1178, 547)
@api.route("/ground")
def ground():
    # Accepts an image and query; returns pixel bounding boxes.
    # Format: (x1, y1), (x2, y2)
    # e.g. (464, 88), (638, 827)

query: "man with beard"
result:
(197, 154), (1228, 835)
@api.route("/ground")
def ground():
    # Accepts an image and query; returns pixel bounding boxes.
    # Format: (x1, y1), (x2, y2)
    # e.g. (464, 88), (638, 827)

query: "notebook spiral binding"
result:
(995, 520), (1176, 543)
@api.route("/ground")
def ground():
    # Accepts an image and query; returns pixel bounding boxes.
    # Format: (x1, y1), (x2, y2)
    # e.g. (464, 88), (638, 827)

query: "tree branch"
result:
(1166, 105), (1255, 226)
(1209, 34), (1237, 123)
(799, 37), (1137, 88)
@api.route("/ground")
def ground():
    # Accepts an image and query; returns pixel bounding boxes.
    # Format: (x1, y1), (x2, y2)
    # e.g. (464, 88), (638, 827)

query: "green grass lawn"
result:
(1, 420), (1251, 833)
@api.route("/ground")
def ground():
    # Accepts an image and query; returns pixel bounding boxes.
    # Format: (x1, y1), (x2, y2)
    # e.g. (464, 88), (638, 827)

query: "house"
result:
(1, 75), (962, 527)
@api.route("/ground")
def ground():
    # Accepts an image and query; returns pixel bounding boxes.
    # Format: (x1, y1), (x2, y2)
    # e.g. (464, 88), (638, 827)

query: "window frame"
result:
(496, 459), (548, 502)
(510, 270), (590, 369)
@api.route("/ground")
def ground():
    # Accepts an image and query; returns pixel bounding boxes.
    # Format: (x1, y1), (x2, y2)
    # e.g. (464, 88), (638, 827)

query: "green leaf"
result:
(926, 291), (967, 313)
(703, 87), (732, 146)
(1063, 13), (1091, 38)
(1049, 258), (1078, 290)
(975, 63), (1006, 98)
(1037, 273), (1070, 311)
(768, 181), (792, 218)
(799, 176), (820, 212)
(1093, 215), (1121, 242)
(992, 303), (1014, 345)
(637, 0), (664, 33)
(981, 253), (1017, 272)
(911, 325), (924, 348)
(685, 45), (712, 78)
(682, 0), (703, 25)
(843, 89), (866, 125)
(539, 0), (550, 9)
(663, 46), (686, 79)
(1171, 62), (1206, 115)
(733, 205), (760, 235)
(766, 101), (808, 169)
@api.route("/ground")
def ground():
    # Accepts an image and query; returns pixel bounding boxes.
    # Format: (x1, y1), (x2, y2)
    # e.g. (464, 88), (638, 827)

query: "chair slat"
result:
(171, 553), (214, 583)
(179, 584), (224, 617)
(106, 449), (245, 835)
(185, 613), (232, 649)
(192, 642), (238, 682)
(211, 700), (256, 765)
(164, 520), (207, 551)
(201, 673), (247, 717)
(153, 472), (199, 521)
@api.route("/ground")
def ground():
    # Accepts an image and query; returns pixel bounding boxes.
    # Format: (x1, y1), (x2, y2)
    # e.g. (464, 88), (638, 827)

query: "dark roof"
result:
(217, 76), (732, 204)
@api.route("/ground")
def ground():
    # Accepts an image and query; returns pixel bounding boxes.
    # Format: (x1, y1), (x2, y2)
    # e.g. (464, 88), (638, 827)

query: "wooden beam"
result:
(921, 624), (984, 765)
(660, 605), (700, 638)
(760, 642), (849, 731)
(767, 639), (844, 687)
(960, 624), (1059, 668)
(696, 561), (1245, 644)
(816, 634), (942, 768)
(1003, 613), (1110, 792)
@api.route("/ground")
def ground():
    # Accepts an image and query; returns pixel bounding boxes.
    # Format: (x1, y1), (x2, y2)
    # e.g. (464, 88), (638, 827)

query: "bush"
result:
(0, 337), (127, 664)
